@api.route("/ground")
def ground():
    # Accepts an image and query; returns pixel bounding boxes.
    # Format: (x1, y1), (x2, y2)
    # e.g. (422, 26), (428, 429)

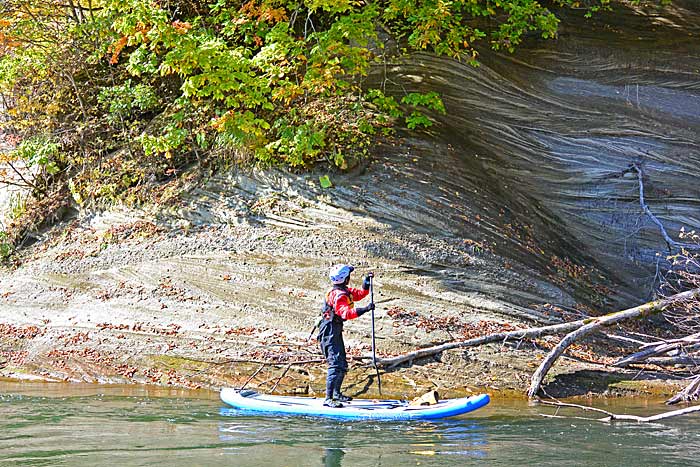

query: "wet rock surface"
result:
(374, 2), (700, 301)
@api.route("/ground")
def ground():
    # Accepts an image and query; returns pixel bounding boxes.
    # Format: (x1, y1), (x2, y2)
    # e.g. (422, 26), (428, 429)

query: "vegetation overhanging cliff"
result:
(0, 0), (670, 254)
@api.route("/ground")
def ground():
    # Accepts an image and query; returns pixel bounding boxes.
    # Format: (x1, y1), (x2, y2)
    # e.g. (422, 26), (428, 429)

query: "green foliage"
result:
(0, 231), (12, 262)
(366, 89), (402, 119)
(401, 92), (446, 129)
(319, 174), (333, 189)
(97, 80), (160, 123)
(0, 0), (666, 214)
(401, 92), (445, 113)
(405, 111), (433, 130)
(13, 136), (60, 176)
(265, 121), (326, 167)
(139, 125), (189, 158)
(8, 193), (26, 220)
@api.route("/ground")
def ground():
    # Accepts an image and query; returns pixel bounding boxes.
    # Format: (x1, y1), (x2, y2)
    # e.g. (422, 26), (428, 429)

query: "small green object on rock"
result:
(319, 175), (333, 189)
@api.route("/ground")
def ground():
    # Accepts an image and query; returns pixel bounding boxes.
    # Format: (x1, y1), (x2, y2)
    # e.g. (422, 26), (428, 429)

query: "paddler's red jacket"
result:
(324, 286), (370, 321)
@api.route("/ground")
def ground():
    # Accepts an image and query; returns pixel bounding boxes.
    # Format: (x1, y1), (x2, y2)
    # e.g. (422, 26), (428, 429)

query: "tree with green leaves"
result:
(0, 0), (669, 244)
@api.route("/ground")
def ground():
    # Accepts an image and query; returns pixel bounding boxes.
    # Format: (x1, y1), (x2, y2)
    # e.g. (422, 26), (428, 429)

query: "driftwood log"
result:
(539, 399), (700, 422)
(527, 288), (700, 398)
(667, 374), (700, 405)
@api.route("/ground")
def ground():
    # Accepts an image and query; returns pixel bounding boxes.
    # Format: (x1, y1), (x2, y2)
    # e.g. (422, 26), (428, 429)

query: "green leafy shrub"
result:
(0, 0), (665, 214)
(0, 231), (12, 262)
(8, 193), (26, 220)
(97, 80), (160, 123)
(12, 135), (61, 177)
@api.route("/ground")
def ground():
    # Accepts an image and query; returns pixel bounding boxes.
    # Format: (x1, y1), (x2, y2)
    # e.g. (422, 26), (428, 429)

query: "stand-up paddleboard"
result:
(220, 388), (490, 420)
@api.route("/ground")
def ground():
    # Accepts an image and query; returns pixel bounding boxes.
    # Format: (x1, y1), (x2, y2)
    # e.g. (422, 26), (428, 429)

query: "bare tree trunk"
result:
(527, 288), (700, 398)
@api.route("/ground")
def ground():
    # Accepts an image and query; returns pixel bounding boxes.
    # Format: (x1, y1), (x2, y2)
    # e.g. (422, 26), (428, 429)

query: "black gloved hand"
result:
(362, 272), (374, 290)
(356, 302), (375, 316)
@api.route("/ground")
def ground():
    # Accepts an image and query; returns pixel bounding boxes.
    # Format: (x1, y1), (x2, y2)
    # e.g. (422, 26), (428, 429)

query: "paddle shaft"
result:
(369, 276), (382, 394)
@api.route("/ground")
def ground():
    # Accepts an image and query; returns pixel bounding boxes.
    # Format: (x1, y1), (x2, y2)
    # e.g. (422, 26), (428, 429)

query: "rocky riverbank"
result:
(0, 156), (687, 400)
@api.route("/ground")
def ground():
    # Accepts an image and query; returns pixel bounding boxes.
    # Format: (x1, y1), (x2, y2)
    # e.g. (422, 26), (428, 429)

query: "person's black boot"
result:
(325, 368), (336, 401)
(333, 393), (352, 402)
(331, 370), (347, 401)
(323, 398), (343, 408)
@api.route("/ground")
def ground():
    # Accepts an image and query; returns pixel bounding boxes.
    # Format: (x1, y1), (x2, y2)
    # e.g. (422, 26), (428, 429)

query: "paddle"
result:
(369, 274), (382, 395)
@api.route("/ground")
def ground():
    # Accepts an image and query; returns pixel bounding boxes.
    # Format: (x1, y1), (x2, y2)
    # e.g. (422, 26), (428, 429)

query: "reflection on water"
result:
(218, 407), (489, 466)
(2, 381), (700, 466)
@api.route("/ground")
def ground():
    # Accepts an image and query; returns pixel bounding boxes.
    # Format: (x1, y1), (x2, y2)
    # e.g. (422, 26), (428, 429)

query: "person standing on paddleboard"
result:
(319, 265), (375, 408)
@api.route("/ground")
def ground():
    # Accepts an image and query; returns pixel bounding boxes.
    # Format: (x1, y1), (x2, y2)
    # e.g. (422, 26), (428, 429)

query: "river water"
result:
(1, 381), (697, 466)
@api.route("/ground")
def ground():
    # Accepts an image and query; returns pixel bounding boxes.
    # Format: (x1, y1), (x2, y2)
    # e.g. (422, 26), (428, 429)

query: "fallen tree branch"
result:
(527, 288), (700, 398)
(239, 363), (266, 391)
(613, 337), (700, 367)
(539, 399), (617, 418)
(377, 289), (700, 372)
(602, 333), (649, 346)
(613, 340), (700, 367)
(640, 336), (691, 348)
(540, 399), (700, 422)
(270, 363), (293, 392)
(646, 355), (700, 366)
(185, 356), (325, 366)
(667, 374), (700, 405)
(374, 320), (586, 369)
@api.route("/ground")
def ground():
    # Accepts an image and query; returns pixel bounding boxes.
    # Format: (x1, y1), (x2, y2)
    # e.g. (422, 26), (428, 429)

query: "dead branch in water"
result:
(527, 288), (700, 398)
(539, 399), (700, 423)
